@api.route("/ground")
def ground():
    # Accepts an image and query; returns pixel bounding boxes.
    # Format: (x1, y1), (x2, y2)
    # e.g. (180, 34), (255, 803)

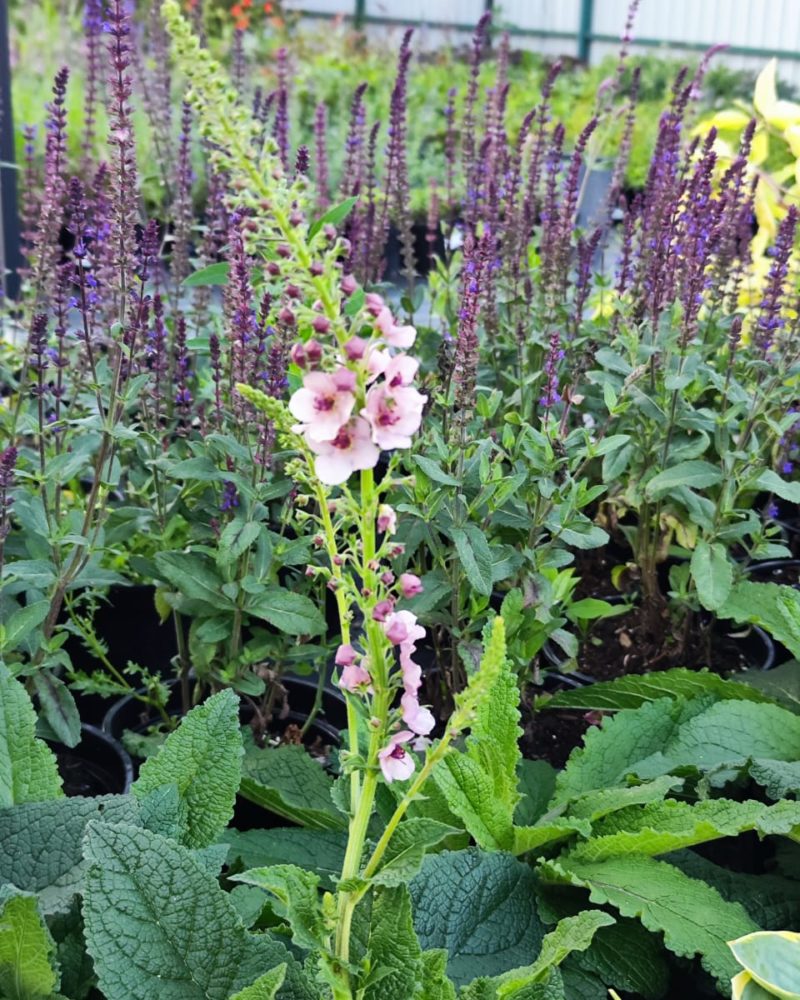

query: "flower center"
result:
(332, 428), (352, 449)
(315, 394), (335, 412)
(390, 745), (407, 760)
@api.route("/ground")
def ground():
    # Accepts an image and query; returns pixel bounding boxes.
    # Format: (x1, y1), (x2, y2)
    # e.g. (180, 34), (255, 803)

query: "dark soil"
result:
(519, 677), (594, 769)
(574, 606), (769, 680)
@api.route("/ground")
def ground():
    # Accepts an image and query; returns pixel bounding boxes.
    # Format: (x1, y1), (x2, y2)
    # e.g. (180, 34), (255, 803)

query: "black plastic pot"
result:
(744, 558), (800, 588)
(102, 672), (346, 752)
(48, 724), (134, 797)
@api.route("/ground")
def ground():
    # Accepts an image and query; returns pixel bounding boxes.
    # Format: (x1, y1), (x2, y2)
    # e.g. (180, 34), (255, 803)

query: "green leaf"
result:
(410, 849), (545, 988)
(645, 460), (722, 499)
(414, 456), (460, 486)
(755, 470), (800, 504)
(373, 818), (462, 887)
(132, 689), (243, 848)
(562, 775), (682, 823)
(690, 541), (733, 611)
(515, 761), (557, 826)
(434, 619), (520, 850)
(308, 195), (358, 240)
(239, 745), (346, 830)
(0, 796), (139, 915)
(739, 661), (800, 713)
(546, 668), (773, 711)
(491, 911), (616, 995)
(229, 965), (287, 1000)
(748, 759), (800, 799)
(542, 855), (757, 988)
(182, 261), (230, 287)
(512, 821), (590, 856)
(1, 601), (49, 653)
(231, 865), (326, 951)
(728, 931), (800, 999)
(629, 699), (800, 780)
(82, 822), (315, 1000)
(419, 950), (457, 1000)
(0, 665), (63, 807)
(719, 582), (800, 659)
(244, 587), (326, 636)
(33, 673), (81, 748)
(221, 828), (347, 888)
(553, 697), (710, 803)
(362, 885), (423, 1000)
(565, 918), (669, 1000)
(217, 520), (262, 565)
(154, 551), (234, 609)
(451, 526), (494, 597)
(566, 798), (800, 863)
(0, 886), (58, 999)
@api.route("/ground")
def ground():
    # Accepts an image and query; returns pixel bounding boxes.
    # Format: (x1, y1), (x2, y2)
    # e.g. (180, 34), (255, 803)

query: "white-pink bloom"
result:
(307, 417), (380, 485)
(289, 370), (355, 442)
(375, 307), (417, 349)
(378, 731), (416, 783)
(401, 692), (435, 736)
(365, 346), (391, 382)
(377, 504), (397, 534)
(399, 644), (422, 694)
(386, 610), (426, 649)
(384, 354), (419, 388)
(335, 643), (358, 666)
(339, 661), (372, 692)
(399, 573), (424, 598)
(363, 384), (427, 450)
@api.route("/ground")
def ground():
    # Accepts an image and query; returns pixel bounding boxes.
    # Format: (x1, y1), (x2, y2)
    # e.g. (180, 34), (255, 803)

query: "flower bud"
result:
(279, 306), (296, 326)
(335, 643), (358, 666)
(399, 573), (424, 598)
(381, 571), (395, 586)
(372, 599), (394, 622)
(277, 244), (292, 259)
(290, 342), (306, 368)
(341, 274), (357, 296)
(267, 261), (281, 277)
(286, 284), (301, 299)
(377, 504), (397, 534)
(309, 261), (324, 276)
(344, 336), (367, 361)
(305, 339), (323, 364)
(312, 315), (331, 334)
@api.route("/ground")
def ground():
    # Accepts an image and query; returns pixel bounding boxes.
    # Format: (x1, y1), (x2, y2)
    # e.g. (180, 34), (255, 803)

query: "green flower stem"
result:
(362, 733), (454, 881)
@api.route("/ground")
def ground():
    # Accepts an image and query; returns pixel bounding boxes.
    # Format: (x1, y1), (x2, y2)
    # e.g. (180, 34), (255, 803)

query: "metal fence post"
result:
(354, 0), (366, 29)
(0, 0), (21, 300)
(577, 0), (595, 63)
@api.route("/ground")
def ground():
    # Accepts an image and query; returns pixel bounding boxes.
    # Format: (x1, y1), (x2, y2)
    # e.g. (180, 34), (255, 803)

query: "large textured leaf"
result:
(645, 460), (722, 498)
(563, 775), (681, 823)
(363, 886), (422, 1000)
(546, 669), (772, 712)
(667, 850), (800, 931)
(82, 822), (315, 1000)
(748, 759), (800, 799)
(568, 798), (800, 862)
(419, 950), (457, 1000)
(410, 849), (545, 988)
(0, 665), (63, 806)
(553, 697), (711, 803)
(491, 911), (615, 994)
(0, 796), (139, 914)
(739, 661), (800, 713)
(630, 700), (800, 780)
(374, 818), (463, 887)
(516, 761), (557, 825)
(154, 551), (234, 609)
(565, 918), (669, 1000)
(239, 745), (345, 830)
(0, 886), (58, 999)
(542, 855), (757, 988)
(230, 865), (326, 951)
(229, 965), (287, 999)
(132, 690), (243, 848)
(434, 620), (520, 850)
(459, 969), (565, 1000)
(451, 525), (494, 597)
(221, 828), (347, 888)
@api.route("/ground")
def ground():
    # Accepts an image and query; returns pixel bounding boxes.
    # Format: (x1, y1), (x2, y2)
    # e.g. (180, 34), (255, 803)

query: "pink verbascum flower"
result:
(335, 644), (358, 666)
(339, 661), (372, 692)
(377, 504), (397, 534)
(378, 731), (415, 782)
(363, 383), (427, 450)
(401, 692), (435, 735)
(307, 417), (379, 485)
(384, 354), (419, 388)
(375, 307), (417, 349)
(399, 573), (424, 598)
(384, 610), (426, 648)
(289, 369), (355, 442)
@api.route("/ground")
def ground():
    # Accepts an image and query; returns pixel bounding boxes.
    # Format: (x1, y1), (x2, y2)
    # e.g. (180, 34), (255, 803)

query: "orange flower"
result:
(264, 1), (273, 11)
(236, 15), (250, 28)
(231, 2), (242, 14)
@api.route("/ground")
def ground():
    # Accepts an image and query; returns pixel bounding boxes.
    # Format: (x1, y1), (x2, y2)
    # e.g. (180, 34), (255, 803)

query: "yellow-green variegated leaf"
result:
(732, 970), (780, 1000)
(706, 109), (752, 132)
(754, 59), (800, 129)
(729, 931), (800, 999)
